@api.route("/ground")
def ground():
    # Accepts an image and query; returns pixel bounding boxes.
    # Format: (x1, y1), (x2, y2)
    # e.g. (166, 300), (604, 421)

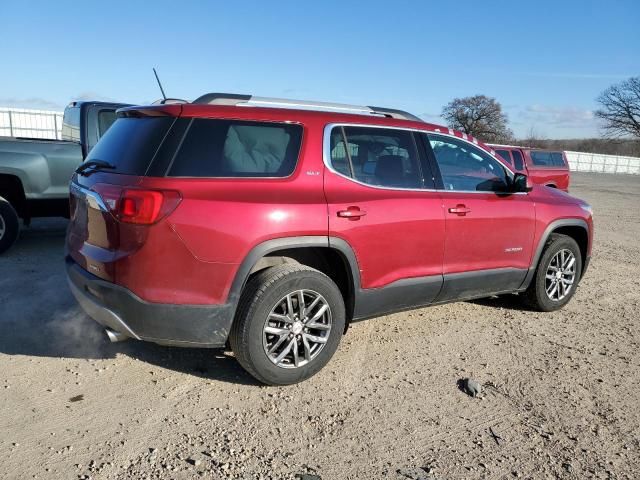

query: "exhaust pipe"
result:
(105, 328), (128, 343)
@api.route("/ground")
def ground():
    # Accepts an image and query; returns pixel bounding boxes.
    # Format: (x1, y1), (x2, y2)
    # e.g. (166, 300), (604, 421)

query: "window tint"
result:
(495, 149), (513, 166)
(61, 106), (80, 142)
(329, 128), (353, 177)
(169, 119), (302, 177)
(427, 134), (511, 192)
(97, 110), (117, 137)
(86, 117), (174, 175)
(330, 126), (422, 189)
(530, 151), (565, 167)
(511, 149), (525, 170)
(552, 152), (565, 166)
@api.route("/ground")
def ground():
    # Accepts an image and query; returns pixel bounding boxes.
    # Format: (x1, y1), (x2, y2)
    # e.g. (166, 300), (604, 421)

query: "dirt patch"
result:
(0, 173), (638, 479)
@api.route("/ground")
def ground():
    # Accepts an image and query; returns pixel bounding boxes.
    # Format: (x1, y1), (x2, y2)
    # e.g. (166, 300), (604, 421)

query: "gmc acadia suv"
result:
(66, 94), (593, 385)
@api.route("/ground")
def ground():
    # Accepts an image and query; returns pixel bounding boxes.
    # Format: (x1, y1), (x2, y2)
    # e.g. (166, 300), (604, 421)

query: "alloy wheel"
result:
(545, 249), (576, 301)
(262, 289), (332, 369)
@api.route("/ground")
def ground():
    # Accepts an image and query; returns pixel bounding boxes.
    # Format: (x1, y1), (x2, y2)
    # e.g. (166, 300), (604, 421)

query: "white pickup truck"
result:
(0, 100), (129, 253)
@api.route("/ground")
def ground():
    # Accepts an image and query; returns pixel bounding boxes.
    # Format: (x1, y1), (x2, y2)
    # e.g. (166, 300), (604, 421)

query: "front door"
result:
(423, 133), (535, 301)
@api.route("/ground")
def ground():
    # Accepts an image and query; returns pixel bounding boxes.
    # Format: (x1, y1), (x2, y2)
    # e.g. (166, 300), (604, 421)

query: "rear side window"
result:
(85, 117), (175, 175)
(168, 119), (302, 177)
(61, 106), (80, 142)
(329, 126), (422, 189)
(530, 151), (565, 167)
(511, 149), (525, 170)
(495, 149), (513, 166)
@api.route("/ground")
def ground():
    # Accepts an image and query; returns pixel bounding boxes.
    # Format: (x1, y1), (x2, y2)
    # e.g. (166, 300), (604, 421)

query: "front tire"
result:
(523, 233), (582, 311)
(0, 197), (20, 255)
(229, 264), (345, 385)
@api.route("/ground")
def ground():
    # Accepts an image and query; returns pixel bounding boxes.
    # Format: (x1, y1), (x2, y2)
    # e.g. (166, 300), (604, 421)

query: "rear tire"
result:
(0, 197), (20, 255)
(229, 264), (345, 385)
(522, 233), (582, 311)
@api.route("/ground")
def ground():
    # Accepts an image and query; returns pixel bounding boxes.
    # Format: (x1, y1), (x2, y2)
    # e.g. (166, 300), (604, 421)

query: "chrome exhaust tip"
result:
(105, 328), (127, 343)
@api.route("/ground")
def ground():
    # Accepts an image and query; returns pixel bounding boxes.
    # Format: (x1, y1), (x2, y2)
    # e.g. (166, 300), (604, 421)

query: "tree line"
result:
(440, 76), (640, 157)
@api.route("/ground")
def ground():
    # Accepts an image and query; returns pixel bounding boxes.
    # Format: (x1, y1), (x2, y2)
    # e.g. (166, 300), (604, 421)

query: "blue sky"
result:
(1, 0), (638, 138)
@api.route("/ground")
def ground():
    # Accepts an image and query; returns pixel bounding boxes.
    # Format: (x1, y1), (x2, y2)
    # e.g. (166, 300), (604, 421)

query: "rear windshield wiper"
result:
(76, 160), (116, 176)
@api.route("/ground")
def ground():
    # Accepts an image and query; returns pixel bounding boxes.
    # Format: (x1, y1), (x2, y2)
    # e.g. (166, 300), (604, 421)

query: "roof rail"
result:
(152, 98), (189, 105)
(191, 93), (423, 122)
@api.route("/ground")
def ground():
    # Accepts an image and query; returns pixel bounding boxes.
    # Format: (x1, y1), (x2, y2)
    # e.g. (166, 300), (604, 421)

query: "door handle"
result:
(448, 204), (471, 216)
(337, 206), (367, 220)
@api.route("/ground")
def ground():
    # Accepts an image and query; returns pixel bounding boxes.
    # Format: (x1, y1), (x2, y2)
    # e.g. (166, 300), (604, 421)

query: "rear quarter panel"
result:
(0, 139), (81, 198)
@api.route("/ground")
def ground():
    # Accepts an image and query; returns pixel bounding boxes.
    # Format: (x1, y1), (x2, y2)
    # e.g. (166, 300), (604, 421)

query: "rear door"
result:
(423, 133), (535, 301)
(323, 124), (445, 318)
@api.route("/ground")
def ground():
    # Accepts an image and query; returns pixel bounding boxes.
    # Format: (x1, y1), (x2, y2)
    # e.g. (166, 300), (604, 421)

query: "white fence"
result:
(0, 107), (63, 140)
(565, 150), (640, 175)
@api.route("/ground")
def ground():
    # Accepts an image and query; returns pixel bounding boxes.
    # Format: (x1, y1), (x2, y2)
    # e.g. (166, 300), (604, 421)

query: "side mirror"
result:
(512, 173), (532, 193)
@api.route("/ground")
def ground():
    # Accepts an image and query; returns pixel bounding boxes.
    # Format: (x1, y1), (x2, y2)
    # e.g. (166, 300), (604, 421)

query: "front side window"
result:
(426, 134), (511, 192)
(328, 126), (422, 189)
(168, 119), (302, 177)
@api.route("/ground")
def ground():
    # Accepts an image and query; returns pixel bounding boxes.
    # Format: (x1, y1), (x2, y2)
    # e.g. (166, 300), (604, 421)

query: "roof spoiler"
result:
(191, 92), (424, 122)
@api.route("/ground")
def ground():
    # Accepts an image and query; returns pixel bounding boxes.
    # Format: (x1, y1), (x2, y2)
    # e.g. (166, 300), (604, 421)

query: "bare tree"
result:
(522, 126), (547, 149)
(595, 77), (640, 138)
(441, 95), (513, 143)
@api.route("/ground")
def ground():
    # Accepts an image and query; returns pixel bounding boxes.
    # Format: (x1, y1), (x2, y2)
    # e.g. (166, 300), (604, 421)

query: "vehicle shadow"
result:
(0, 219), (259, 386)
(468, 293), (536, 311)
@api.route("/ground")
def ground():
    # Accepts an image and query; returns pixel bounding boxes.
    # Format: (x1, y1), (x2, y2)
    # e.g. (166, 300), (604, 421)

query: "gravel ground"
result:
(0, 172), (638, 479)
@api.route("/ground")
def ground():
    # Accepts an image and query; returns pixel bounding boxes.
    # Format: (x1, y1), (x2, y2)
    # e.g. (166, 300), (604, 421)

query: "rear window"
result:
(85, 117), (174, 175)
(495, 149), (512, 165)
(97, 110), (117, 137)
(168, 119), (302, 177)
(61, 106), (81, 142)
(530, 151), (565, 167)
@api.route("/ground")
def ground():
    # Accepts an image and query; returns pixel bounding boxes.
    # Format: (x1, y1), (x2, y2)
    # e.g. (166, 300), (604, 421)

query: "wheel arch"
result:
(227, 236), (360, 327)
(0, 174), (27, 218)
(521, 218), (590, 289)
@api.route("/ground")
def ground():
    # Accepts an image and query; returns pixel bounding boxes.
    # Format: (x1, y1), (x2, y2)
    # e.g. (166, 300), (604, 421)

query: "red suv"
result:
(489, 144), (571, 192)
(66, 94), (593, 385)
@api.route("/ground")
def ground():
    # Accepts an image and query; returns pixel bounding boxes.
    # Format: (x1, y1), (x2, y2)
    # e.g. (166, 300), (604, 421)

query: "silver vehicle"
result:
(0, 101), (128, 254)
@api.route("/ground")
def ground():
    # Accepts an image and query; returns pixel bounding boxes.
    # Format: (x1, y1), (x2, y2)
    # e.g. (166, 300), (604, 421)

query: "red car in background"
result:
(489, 144), (571, 191)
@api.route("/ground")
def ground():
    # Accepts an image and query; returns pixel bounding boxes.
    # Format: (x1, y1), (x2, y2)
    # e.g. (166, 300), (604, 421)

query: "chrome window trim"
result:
(322, 123), (526, 195)
(322, 123), (437, 193)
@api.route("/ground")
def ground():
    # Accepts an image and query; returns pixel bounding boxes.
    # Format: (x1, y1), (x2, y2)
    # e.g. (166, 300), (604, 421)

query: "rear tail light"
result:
(92, 184), (181, 225)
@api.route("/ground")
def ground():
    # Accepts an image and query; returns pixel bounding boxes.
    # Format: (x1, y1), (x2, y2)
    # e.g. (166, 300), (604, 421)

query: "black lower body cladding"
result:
(65, 258), (233, 347)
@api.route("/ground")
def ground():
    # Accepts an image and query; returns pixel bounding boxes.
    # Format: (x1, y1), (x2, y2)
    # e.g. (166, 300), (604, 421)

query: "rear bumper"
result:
(66, 258), (232, 348)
